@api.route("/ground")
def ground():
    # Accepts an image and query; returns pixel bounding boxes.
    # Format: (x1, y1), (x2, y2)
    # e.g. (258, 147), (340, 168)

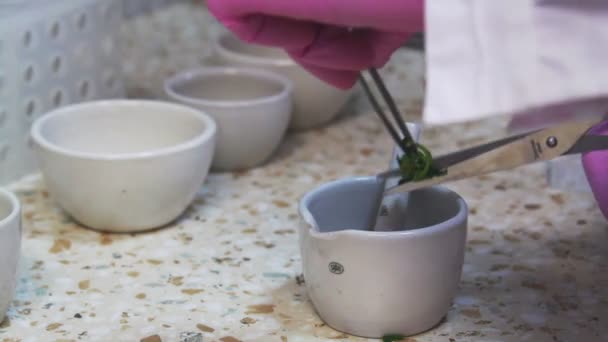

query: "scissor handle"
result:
(385, 118), (600, 195)
(452, 118), (597, 172)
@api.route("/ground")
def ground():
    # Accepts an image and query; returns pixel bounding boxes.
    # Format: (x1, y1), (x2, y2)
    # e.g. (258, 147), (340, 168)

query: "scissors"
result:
(359, 68), (608, 196)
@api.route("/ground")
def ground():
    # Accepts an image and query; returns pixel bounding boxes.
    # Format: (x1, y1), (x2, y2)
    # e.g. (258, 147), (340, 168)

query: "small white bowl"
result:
(164, 67), (293, 172)
(212, 32), (354, 131)
(0, 188), (21, 323)
(298, 176), (468, 338)
(30, 100), (217, 233)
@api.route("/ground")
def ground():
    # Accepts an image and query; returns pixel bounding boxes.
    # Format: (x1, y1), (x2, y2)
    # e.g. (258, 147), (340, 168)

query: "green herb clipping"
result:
(382, 334), (406, 342)
(397, 139), (446, 185)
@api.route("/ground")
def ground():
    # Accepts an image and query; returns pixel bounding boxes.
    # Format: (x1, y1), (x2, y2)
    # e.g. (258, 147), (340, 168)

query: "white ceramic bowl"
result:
(0, 188), (21, 323)
(164, 67), (292, 172)
(212, 32), (354, 131)
(30, 100), (217, 233)
(298, 177), (468, 338)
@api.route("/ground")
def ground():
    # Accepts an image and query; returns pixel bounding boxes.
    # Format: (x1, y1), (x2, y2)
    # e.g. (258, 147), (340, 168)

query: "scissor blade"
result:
(431, 131), (534, 169)
(376, 131), (534, 180)
(384, 118), (602, 195)
(564, 134), (608, 154)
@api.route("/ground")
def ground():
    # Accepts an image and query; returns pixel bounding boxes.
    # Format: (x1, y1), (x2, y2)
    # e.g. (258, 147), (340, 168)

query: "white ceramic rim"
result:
(164, 66), (293, 108)
(0, 188), (20, 228)
(213, 31), (296, 67)
(298, 176), (468, 239)
(30, 99), (217, 161)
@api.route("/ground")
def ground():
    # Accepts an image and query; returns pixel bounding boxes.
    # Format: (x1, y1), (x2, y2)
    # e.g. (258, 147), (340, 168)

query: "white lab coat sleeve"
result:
(423, 0), (608, 126)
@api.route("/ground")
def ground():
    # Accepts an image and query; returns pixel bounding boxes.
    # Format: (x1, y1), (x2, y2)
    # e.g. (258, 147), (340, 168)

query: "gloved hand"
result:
(582, 121), (608, 220)
(206, 0), (424, 89)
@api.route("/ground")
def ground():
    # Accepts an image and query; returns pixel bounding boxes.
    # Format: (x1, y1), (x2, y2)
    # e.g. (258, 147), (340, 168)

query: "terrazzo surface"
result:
(2, 3), (608, 342)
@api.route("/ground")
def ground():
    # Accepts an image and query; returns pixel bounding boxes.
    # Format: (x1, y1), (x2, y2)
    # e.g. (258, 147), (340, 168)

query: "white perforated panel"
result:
(122, 0), (185, 18)
(0, 0), (126, 185)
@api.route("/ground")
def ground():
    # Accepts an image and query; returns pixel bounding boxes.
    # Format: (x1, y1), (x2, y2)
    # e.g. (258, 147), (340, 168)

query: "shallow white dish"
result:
(212, 32), (354, 131)
(164, 67), (293, 172)
(30, 100), (217, 233)
(0, 188), (21, 323)
(298, 175), (468, 338)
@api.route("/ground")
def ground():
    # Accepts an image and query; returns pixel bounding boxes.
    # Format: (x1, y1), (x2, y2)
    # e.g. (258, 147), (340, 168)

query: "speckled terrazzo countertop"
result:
(2, 3), (608, 342)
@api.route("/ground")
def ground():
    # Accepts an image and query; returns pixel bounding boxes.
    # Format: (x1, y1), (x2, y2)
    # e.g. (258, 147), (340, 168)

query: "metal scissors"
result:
(359, 68), (608, 195)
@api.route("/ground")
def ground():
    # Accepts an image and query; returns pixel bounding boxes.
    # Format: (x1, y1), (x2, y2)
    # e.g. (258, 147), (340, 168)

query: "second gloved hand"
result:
(582, 121), (608, 220)
(206, 0), (424, 89)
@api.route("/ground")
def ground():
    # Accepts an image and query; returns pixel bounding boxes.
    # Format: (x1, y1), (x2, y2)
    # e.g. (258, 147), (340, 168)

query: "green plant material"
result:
(382, 334), (406, 342)
(397, 140), (446, 185)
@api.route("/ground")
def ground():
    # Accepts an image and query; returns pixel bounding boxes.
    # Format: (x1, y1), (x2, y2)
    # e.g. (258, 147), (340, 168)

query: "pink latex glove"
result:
(206, 0), (424, 89)
(582, 121), (608, 220)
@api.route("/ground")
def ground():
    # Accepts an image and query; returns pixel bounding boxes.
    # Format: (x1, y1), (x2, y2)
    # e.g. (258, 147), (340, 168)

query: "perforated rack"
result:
(0, 0), (126, 185)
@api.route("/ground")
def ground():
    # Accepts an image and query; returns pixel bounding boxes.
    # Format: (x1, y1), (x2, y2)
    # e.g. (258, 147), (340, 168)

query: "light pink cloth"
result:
(423, 1), (608, 219)
(423, 1), (608, 126)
